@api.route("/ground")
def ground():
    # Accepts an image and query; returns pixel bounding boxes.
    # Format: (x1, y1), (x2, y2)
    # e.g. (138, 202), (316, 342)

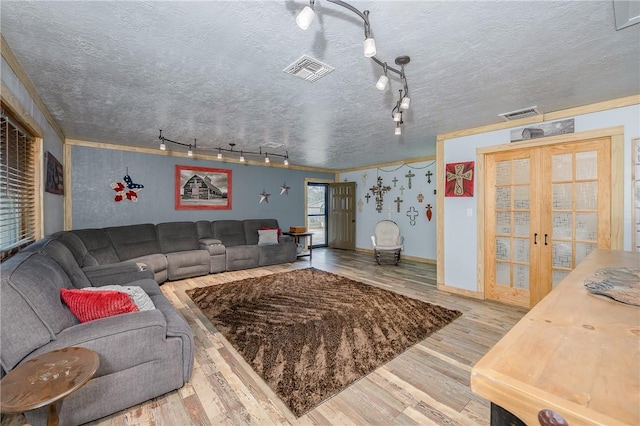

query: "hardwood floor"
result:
(2, 249), (527, 426)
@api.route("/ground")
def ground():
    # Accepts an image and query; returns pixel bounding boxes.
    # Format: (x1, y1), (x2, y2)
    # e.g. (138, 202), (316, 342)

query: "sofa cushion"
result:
(72, 229), (120, 265)
(61, 288), (139, 323)
(128, 253), (168, 284)
(243, 219), (280, 245)
(212, 220), (246, 246)
(24, 237), (92, 288)
(157, 221), (200, 253)
(82, 285), (156, 311)
(52, 231), (94, 267)
(0, 252), (77, 371)
(196, 220), (214, 239)
(105, 224), (161, 261)
(165, 250), (210, 281)
(224, 245), (260, 271)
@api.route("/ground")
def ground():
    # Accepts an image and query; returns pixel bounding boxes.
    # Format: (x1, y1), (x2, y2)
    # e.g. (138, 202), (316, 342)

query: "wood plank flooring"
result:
(1, 249), (527, 426)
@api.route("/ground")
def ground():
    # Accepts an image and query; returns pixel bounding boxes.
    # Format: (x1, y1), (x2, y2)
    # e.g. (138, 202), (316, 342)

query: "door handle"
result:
(544, 234), (548, 246)
(534, 233), (538, 244)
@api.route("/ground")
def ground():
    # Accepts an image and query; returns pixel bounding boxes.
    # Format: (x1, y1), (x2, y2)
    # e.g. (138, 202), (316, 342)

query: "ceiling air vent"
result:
(284, 55), (334, 82)
(498, 106), (540, 121)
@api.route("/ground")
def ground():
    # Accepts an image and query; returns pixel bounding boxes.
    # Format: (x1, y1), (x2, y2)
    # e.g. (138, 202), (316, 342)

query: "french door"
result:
(484, 137), (611, 308)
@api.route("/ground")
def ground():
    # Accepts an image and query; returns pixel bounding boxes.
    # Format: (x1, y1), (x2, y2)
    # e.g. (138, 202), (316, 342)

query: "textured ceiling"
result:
(1, 1), (639, 170)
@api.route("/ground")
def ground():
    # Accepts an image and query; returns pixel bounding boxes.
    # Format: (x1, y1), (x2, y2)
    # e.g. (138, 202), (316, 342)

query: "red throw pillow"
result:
(260, 227), (281, 242)
(61, 288), (139, 323)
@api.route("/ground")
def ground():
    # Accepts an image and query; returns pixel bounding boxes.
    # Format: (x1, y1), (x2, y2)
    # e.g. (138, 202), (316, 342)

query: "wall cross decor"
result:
(362, 173), (368, 184)
(357, 198), (364, 212)
(417, 192), (424, 203)
(405, 170), (415, 189)
(369, 176), (391, 213)
(426, 204), (433, 221)
(406, 206), (419, 226)
(392, 176), (398, 187)
(426, 170), (433, 184)
(399, 185), (405, 195)
(394, 196), (403, 212)
(445, 161), (474, 197)
(364, 193), (371, 203)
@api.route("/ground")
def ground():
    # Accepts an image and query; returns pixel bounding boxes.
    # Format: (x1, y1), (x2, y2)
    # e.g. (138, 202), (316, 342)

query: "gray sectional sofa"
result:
(0, 218), (296, 425)
(63, 218), (297, 284)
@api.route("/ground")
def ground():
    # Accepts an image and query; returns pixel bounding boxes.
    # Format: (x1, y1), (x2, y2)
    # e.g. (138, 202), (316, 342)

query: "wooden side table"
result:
(283, 231), (313, 260)
(0, 346), (99, 426)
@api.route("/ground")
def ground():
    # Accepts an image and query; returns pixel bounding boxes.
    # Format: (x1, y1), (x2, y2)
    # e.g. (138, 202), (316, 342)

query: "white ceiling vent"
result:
(498, 106), (541, 121)
(284, 55), (334, 82)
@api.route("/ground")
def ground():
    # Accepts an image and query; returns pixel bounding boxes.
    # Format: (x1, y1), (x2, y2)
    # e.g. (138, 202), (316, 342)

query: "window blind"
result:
(1, 111), (37, 260)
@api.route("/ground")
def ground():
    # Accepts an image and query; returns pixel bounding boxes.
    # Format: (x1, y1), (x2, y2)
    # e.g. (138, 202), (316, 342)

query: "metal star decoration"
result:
(280, 182), (290, 195)
(259, 190), (271, 203)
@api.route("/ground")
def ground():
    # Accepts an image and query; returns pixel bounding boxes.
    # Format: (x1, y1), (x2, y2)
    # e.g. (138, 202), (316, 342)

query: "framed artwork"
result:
(45, 151), (64, 195)
(445, 161), (474, 197)
(510, 118), (574, 142)
(175, 165), (231, 210)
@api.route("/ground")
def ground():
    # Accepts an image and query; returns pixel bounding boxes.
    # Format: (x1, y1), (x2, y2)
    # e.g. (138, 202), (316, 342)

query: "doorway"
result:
(307, 183), (328, 247)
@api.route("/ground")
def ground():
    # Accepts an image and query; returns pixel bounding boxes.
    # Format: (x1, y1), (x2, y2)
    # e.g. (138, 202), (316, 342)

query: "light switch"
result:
(467, 208), (473, 217)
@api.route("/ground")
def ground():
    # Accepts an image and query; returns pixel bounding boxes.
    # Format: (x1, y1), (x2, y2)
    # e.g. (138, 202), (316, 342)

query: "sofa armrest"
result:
(83, 261), (154, 286)
(150, 295), (194, 380)
(280, 235), (294, 243)
(199, 238), (225, 255)
(27, 310), (169, 377)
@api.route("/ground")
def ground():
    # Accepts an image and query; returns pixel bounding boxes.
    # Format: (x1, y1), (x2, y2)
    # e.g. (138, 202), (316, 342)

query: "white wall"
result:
(1, 56), (65, 236)
(442, 104), (640, 292)
(340, 159), (437, 261)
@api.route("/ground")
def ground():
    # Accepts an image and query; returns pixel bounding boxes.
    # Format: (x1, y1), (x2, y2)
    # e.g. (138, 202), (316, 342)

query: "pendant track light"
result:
(157, 131), (290, 165)
(295, 0), (412, 135)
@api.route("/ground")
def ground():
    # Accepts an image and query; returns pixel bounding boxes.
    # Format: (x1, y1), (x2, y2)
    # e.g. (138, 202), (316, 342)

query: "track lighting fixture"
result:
(157, 131), (290, 165)
(295, 0), (412, 135)
(158, 130), (196, 156)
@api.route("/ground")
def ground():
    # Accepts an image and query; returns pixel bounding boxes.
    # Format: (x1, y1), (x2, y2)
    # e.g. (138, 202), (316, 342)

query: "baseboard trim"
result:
(437, 283), (485, 300)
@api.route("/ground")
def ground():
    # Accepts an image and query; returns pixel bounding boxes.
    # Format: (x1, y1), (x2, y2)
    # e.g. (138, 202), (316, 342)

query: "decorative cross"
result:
(362, 173), (368, 184)
(369, 176), (391, 214)
(394, 196), (403, 212)
(364, 193), (371, 203)
(426, 204), (433, 221)
(399, 185), (405, 195)
(357, 199), (363, 212)
(406, 206), (419, 226)
(446, 164), (473, 196)
(405, 170), (415, 189)
(417, 192), (424, 203)
(426, 170), (433, 184)
(392, 177), (398, 187)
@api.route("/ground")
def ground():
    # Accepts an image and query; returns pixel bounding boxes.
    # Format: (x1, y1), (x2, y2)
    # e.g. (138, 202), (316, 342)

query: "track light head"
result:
(401, 96), (411, 110)
(159, 142), (166, 151)
(376, 74), (389, 91)
(363, 37), (377, 57)
(296, 5), (315, 30)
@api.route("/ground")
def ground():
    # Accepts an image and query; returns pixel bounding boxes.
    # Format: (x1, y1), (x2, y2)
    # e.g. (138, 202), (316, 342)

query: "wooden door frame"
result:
(476, 126), (624, 297)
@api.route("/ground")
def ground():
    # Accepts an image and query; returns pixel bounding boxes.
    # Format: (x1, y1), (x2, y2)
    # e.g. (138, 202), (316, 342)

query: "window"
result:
(1, 110), (38, 260)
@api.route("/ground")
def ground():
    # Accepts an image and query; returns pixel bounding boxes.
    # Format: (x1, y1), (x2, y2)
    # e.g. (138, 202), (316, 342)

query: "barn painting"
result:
(175, 165), (231, 210)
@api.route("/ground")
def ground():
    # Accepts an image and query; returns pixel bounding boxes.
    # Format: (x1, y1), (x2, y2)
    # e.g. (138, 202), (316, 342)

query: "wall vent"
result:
(498, 106), (540, 121)
(284, 55), (334, 82)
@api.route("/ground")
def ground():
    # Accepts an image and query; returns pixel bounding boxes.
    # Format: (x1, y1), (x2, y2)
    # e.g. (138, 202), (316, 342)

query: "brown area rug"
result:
(186, 268), (461, 417)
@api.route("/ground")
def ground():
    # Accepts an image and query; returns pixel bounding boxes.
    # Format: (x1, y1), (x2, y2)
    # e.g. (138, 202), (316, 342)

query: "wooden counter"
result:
(471, 249), (640, 425)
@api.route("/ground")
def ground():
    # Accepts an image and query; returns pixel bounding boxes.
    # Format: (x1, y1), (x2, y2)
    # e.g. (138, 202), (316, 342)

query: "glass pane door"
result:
(307, 183), (327, 247)
(544, 139), (610, 288)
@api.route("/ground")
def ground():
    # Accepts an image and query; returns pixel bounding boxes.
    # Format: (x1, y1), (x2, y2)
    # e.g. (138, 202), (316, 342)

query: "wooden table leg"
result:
(47, 402), (59, 426)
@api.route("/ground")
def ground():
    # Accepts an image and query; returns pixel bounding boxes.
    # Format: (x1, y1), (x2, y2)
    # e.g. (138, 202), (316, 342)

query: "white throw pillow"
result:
(82, 285), (156, 311)
(257, 229), (279, 245)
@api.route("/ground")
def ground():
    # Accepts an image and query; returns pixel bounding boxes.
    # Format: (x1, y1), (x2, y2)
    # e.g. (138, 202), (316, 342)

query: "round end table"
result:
(0, 346), (99, 426)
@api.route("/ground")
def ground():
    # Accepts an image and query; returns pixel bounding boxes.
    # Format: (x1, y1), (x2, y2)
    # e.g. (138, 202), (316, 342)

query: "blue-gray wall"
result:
(71, 146), (334, 229)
